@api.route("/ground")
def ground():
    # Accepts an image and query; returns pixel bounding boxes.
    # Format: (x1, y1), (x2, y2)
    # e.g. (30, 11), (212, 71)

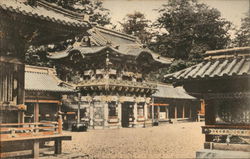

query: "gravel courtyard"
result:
(56, 122), (205, 159)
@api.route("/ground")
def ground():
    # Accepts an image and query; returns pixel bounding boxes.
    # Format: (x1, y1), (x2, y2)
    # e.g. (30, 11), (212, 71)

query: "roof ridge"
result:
(205, 47), (250, 59)
(95, 25), (139, 43)
(38, 0), (85, 21)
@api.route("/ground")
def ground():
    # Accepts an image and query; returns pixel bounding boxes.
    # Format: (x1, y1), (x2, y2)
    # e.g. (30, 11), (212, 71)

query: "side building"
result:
(48, 26), (172, 129)
(152, 84), (202, 125)
(165, 47), (250, 158)
(24, 65), (74, 123)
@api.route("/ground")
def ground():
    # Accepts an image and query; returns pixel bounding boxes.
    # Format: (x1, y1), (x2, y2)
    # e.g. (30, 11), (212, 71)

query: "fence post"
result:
(58, 115), (62, 134)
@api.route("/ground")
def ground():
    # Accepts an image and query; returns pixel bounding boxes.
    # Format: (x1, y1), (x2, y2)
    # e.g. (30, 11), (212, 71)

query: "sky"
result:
(102, 0), (249, 29)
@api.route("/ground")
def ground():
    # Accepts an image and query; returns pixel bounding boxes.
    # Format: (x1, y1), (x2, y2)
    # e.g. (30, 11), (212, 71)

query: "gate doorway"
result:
(121, 102), (133, 127)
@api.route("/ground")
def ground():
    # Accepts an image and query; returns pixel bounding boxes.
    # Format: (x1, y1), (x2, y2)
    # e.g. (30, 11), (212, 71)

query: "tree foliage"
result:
(120, 11), (152, 44)
(146, 0), (232, 77)
(233, 12), (250, 47)
(149, 0), (232, 61)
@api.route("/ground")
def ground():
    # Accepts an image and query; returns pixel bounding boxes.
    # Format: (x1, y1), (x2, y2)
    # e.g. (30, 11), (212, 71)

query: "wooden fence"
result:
(0, 121), (61, 140)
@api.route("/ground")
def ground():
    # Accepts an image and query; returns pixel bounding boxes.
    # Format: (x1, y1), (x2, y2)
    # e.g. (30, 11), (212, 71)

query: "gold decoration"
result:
(18, 104), (27, 111)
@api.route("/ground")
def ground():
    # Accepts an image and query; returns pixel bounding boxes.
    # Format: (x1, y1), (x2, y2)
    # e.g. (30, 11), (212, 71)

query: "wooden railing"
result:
(0, 122), (61, 140)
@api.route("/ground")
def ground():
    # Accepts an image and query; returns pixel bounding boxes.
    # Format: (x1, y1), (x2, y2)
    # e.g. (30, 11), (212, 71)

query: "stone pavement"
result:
(41, 122), (205, 158)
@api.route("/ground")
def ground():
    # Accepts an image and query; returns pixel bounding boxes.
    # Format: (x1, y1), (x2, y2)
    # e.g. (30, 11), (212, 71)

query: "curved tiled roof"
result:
(0, 0), (90, 28)
(25, 65), (74, 92)
(48, 45), (172, 65)
(47, 26), (172, 65)
(165, 47), (250, 83)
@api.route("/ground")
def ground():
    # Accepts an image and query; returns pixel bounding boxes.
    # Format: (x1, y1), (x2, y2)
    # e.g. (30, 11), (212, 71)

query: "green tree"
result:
(233, 12), (250, 47)
(120, 11), (152, 44)
(150, 0), (232, 62)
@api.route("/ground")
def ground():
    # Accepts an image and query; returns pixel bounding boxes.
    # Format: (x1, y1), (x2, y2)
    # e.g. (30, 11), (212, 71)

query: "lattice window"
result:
(108, 102), (118, 117)
(216, 100), (250, 124)
(137, 104), (144, 117)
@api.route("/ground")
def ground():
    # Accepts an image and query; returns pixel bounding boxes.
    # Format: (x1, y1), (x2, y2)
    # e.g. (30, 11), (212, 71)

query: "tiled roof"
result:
(25, 65), (74, 92)
(88, 26), (139, 46)
(165, 47), (250, 82)
(48, 45), (172, 65)
(153, 84), (196, 100)
(0, 0), (90, 28)
(47, 26), (172, 65)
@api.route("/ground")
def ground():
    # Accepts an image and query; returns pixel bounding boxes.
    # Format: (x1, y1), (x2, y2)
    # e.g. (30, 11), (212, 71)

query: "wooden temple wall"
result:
(151, 98), (200, 124)
(0, 58), (25, 123)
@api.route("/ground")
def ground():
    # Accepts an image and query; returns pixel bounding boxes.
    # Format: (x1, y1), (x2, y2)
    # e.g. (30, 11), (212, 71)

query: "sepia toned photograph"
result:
(0, 0), (249, 158)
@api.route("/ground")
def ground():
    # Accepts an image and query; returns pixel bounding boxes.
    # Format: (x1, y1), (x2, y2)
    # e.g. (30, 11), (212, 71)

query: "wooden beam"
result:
(25, 99), (60, 103)
(151, 103), (169, 106)
(0, 56), (23, 64)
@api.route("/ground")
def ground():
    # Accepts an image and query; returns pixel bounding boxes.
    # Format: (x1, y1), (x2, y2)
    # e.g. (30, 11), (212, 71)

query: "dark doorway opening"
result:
(121, 102), (133, 127)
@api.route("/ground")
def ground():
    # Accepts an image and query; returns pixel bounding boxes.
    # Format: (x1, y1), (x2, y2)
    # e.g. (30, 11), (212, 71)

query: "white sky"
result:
(102, 0), (249, 29)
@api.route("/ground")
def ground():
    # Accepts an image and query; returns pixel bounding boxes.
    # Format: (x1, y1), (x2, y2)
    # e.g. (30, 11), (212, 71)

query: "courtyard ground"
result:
(43, 122), (205, 159)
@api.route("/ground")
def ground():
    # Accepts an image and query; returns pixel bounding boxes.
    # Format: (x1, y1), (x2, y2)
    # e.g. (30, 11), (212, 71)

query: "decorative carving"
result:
(202, 127), (250, 137)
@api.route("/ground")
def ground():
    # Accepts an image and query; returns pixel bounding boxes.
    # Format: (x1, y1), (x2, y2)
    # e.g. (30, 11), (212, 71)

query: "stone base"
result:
(196, 149), (250, 158)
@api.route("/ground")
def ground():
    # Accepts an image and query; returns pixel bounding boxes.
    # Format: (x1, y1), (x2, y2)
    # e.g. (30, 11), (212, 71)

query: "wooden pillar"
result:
(54, 139), (62, 154)
(77, 92), (81, 124)
(58, 102), (62, 112)
(174, 106), (177, 119)
(32, 140), (39, 159)
(189, 105), (192, 119)
(166, 106), (169, 119)
(103, 102), (109, 127)
(133, 103), (137, 125)
(34, 102), (39, 122)
(157, 106), (160, 120)
(18, 111), (25, 123)
(89, 102), (94, 128)
(151, 98), (154, 123)
(182, 104), (185, 119)
(118, 102), (122, 127)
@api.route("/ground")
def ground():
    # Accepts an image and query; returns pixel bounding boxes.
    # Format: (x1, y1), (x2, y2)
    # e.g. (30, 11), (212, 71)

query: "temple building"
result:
(151, 84), (202, 125)
(48, 26), (172, 129)
(0, 0), (90, 123)
(165, 47), (250, 158)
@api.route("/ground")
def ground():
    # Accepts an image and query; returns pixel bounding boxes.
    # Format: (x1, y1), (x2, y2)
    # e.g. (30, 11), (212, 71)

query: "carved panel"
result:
(202, 127), (250, 137)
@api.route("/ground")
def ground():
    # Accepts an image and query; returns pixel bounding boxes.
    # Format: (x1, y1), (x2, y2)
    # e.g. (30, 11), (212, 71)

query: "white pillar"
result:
(104, 102), (109, 127)
(144, 103), (148, 120)
(151, 98), (154, 123)
(133, 103), (138, 126)
(89, 102), (94, 128)
(118, 102), (122, 127)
